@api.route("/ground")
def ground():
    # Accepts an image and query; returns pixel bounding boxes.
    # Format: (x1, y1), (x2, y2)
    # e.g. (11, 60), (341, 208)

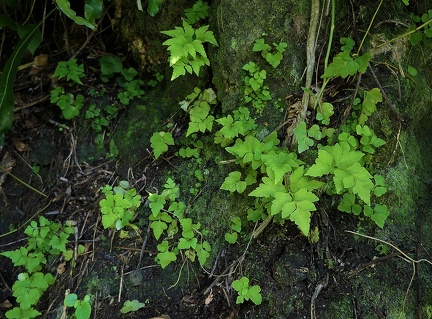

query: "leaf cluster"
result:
(408, 9), (432, 46)
(221, 130), (322, 235)
(242, 62), (271, 113)
(184, 0), (209, 24)
(5, 272), (55, 319)
(148, 178), (211, 268)
(1, 216), (73, 319)
(322, 37), (371, 79)
(52, 59), (85, 85)
(99, 181), (142, 230)
(161, 21), (218, 80)
(214, 106), (257, 147)
(180, 87), (217, 136)
(306, 141), (389, 227)
(117, 68), (145, 105)
(99, 55), (123, 82)
(252, 38), (287, 68)
(50, 86), (85, 120)
(85, 93), (118, 133)
(1, 216), (74, 273)
(150, 131), (175, 159)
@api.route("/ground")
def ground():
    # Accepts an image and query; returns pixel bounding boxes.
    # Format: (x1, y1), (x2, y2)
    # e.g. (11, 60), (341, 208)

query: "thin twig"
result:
(300, 0), (320, 120)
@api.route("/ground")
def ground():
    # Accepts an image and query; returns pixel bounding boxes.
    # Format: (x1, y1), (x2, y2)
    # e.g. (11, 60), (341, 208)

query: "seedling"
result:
(120, 299), (147, 314)
(64, 293), (92, 319)
(232, 276), (262, 305)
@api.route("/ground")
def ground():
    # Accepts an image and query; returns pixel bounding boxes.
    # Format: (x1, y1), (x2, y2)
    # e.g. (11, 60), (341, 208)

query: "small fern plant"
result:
(161, 21), (218, 80)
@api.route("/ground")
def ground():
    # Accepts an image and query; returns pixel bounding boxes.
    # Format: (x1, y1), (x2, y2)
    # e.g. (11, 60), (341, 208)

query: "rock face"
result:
(209, 0), (308, 113)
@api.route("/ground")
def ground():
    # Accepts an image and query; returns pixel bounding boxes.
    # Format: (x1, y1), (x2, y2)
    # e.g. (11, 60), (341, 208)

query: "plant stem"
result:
(315, 0), (335, 109)
(356, 0), (383, 55)
(0, 165), (47, 197)
(300, 0), (320, 120)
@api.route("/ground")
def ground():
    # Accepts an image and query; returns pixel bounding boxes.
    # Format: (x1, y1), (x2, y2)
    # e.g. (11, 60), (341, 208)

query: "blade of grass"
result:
(0, 20), (43, 134)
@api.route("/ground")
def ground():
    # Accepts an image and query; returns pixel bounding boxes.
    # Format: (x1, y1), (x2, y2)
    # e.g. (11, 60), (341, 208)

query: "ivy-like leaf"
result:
(252, 38), (271, 52)
(371, 204), (390, 228)
(247, 285), (262, 305)
(151, 220), (168, 240)
(221, 171), (247, 193)
(156, 241), (177, 268)
(150, 131), (174, 159)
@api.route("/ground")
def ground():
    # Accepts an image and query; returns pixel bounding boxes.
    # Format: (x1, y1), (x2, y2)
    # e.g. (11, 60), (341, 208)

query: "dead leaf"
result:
(12, 138), (32, 152)
(204, 292), (213, 305)
(0, 299), (13, 308)
(57, 262), (66, 275)
(33, 54), (48, 67)
(0, 152), (16, 169)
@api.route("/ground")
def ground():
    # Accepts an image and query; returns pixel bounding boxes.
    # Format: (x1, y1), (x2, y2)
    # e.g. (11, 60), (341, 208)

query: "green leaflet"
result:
(148, 0), (163, 17)
(0, 14), (16, 30)
(55, 0), (95, 29)
(120, 300), (146, 314)
(184, 0), (209, 24)
(293, 121), (314, 153)
(220, 171), (247, 193)
(0, 21), (42, 135)
(85, 0), (103, 24)
(261, 151), (300, 184)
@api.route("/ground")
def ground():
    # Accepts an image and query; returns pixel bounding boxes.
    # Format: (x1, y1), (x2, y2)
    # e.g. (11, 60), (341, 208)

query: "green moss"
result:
(322, 295), (352, 318)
